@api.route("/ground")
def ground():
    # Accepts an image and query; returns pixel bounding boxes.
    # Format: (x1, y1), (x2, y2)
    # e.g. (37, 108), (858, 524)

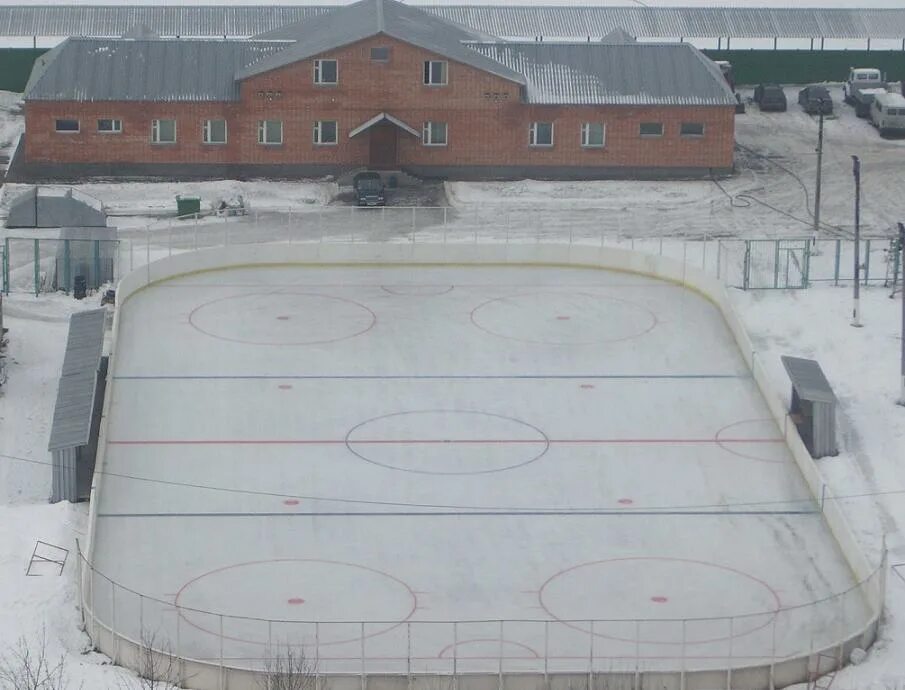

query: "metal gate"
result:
(742, 239), (811, 289)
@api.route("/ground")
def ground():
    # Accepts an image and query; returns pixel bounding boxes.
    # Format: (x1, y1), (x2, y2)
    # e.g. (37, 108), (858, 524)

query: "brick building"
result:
(14, 0), (737, 181)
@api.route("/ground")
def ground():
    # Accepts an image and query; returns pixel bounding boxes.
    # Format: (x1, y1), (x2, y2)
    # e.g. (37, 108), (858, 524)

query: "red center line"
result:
(108, 437), (785, 445)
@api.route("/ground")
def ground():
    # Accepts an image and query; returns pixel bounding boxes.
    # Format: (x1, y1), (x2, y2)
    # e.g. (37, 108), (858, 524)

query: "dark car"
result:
(353, 171), (387, 207)
(754, 83), (788, 112)
(798, 85), (834, 115)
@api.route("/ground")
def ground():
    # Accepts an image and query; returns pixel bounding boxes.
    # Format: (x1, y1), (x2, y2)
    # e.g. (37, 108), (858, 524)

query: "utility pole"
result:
(813, 100), (825, 250)
(851, 156), (863, 327)
(898, 222), (905, 405)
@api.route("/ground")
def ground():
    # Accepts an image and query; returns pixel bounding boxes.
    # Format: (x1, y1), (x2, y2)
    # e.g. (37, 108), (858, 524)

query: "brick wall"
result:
(24, 34), (735, 173)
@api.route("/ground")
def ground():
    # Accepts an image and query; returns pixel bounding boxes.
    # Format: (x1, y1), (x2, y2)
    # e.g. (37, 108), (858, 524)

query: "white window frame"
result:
(202, 119), (228, 144)
(151, 118), (177, 144)
(639, 122), (664, 138)
(313, 120), (338, 145)
(581, 122), (605, 148)
(314, 59), (338, 85)
(529, 121), (554, 147)
(55, 118), (79, 133)
(423, 60), (448, 86)
(422, 121), (448, 146)
(679, 122), (705, 137)
(257, 120), (283, 145)
(96, 118), (122, 134)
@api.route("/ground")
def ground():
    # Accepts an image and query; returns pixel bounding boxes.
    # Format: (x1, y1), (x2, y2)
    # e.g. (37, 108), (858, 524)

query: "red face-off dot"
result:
(556, 315), (571, 321)
(276, 315), (291, 321)
(650, 596), (669, 603)
(580, 384), (595, 389)
(283, 499), (300, 506)
(287, 598), (305, 605)
(278, 384), (293, 390)
(618, 498), (634, 505)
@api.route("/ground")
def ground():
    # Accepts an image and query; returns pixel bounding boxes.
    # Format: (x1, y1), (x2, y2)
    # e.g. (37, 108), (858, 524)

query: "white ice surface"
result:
(87, 264), (869, 674)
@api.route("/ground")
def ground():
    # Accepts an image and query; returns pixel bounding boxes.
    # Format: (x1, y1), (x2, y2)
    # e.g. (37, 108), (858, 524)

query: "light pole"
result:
(813, 99), (825, 250)
(898, 222), (905, 406)
(851, 155), (862, 328)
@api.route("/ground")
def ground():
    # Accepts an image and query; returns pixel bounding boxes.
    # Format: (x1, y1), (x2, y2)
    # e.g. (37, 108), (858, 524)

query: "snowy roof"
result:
(2, 5), (904, 40)
(5, 187), (107, 228)
(467, 42), (736, 107)
(48, 309), (107, 452)
(24, 38), (289, 102)
(781, 356), (837, 405)
(239, 0), (524, 85)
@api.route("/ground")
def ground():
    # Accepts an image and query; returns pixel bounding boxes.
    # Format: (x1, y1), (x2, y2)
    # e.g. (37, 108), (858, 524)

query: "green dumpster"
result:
(176, 195), (201, 218)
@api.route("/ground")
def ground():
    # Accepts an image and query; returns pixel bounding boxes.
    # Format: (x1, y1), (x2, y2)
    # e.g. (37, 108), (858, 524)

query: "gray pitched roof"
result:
(25, 37), (289, 102)
(2, 5), (905, 41)
(600, 28), (636, 45)
(48, 309), (107, 452)
(467, 42), (736, 107)
(237, 0), (525, 86)
(781, 356), (837, 404)
(6, 187), (107, 228)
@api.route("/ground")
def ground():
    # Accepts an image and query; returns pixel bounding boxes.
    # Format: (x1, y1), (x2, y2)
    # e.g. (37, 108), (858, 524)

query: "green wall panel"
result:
(703, 49), (905, 86)
(0, 48), (48, 92)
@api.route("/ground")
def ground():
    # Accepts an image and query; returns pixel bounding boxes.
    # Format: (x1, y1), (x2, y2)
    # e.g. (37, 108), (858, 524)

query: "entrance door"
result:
(369, 123), (398, 169)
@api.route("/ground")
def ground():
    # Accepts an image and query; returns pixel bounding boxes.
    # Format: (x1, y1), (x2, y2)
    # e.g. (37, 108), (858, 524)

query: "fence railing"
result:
(75, 545), (883, 689)
(3, 207), (900, 296)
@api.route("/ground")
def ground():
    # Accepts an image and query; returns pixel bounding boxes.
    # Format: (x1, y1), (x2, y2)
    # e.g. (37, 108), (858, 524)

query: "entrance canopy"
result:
(349, 112), (419, 138)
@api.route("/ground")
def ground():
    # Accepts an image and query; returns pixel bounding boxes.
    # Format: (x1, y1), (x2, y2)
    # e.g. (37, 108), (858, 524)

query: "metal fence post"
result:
(2, 237), (10, 294)
(361, 622), (366, 690)
(834, 240), (841, 286)
(33, 238), (40, 296)
(727, 616), (734, 690)
(543, 621), (549, 689)
(219, 614), (225, 690)
(62, 239), (71, 293)
(453, 621), (458, 685)
(680, 620), (687, 690)
(589, 620), (595, 690)
(864, 239), (871, 284)
(111, 581), (117, 664)
(634, 620), (641, 690)
(498, 620), (504, 690)
(406, 622), (412, 690)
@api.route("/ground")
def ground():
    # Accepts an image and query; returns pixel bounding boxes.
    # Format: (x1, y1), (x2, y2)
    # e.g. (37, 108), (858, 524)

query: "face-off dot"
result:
(278, 384), (293, 390)
(276, 316), (291, 321)
(283, 499), (300, 506)
(556, 315), (571, 321)
(287, 598), (305, 605)
(650, 596), (669, 603)
(580, 384), (595, 389)
(617, 498), (634, 505)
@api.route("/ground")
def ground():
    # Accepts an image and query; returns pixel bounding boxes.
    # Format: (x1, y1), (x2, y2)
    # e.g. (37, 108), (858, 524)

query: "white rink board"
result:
(90, 264), (869, 674)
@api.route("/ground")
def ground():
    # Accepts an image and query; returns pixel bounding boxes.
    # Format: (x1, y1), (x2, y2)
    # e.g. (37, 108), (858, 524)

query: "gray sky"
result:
(0, 0), (901, 7)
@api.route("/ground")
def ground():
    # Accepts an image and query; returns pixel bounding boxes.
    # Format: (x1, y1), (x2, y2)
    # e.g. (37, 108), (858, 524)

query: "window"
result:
(639, 122), (663, 137)
(97, 118), (121, 133)
(529, 121), (554, 147)
(680, 122), (705, 137)
(203, 119), (228, 144)
(314, 59), (338, 84)
(370, 46), (390, 62)
(151, 119), (176, 143)
(257, 120), (283, 145)
(313, 120), (338, 145)
(422, 121), (448, 146)
(55, 119), (79, 133)
(423, 60), (448, 86)
(581, 122), (605, 147)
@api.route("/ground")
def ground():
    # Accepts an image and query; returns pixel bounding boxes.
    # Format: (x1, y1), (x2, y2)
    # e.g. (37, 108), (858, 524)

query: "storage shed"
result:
(6, 187), (107, 228)
(781, 355), (838, 458)
(48, 308), (107, 503)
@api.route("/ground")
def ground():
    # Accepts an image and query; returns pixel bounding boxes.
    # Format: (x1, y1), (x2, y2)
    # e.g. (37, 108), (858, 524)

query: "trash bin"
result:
(73, 275), (87, 300)
(176, 195), (201, 218)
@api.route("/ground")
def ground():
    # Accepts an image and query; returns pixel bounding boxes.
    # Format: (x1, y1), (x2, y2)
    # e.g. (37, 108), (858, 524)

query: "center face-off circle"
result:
(345, 410), (550, 475)
(188, 292), (376, 346)
(174, 559), (417, 646)
(539, 557), (781, 645)
(470, 292), (657, 346)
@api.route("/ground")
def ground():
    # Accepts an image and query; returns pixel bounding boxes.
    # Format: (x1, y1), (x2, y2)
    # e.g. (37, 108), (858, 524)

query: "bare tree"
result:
(0, 628), (72, 690)
(260, 645), (317, 690)
(116, 630), (183, 690)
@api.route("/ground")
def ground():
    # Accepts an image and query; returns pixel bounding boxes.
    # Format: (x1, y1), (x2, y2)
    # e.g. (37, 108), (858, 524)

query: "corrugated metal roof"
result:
(469, 42), (736, 106)
(238, 0), (524, 85)
(25, 38), (288, 102)
(781, 355), (837, 404)
(48, 309), (106, 452)
(1, 5), (904, 40)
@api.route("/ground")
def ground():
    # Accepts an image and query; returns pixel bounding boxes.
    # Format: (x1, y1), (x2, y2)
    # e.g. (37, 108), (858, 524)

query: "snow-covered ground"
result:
(2, 81), (905, 688)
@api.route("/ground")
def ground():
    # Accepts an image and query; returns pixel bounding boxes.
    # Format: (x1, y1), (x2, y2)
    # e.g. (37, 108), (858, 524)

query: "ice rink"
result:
(88, 264), (870, 674)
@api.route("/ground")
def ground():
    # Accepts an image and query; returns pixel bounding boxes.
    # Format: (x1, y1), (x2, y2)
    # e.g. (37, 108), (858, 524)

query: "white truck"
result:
(843, 67), (888, 118)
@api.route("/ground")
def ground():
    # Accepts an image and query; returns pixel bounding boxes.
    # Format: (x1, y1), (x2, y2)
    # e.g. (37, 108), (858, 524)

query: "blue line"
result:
(113, 373), (751, 381)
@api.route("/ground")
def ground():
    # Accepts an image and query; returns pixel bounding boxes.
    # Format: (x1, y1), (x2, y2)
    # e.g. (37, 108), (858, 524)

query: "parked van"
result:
(870, 92), (905, 137)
